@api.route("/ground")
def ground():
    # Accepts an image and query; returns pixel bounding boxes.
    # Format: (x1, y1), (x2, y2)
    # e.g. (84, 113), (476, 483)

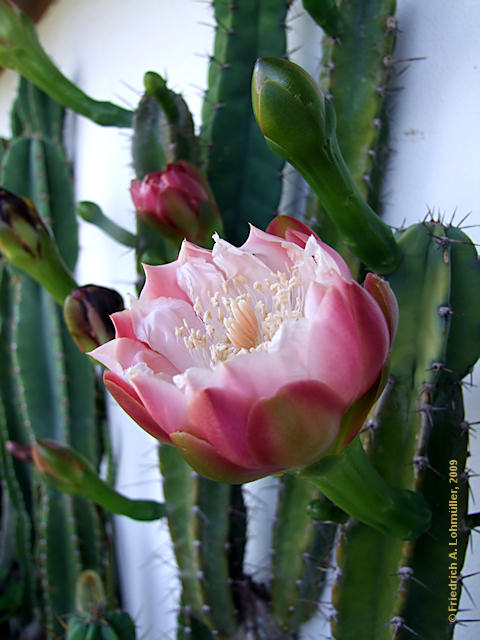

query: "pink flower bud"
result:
(130, 161), (223, 247)
(90, 216), (397, 483)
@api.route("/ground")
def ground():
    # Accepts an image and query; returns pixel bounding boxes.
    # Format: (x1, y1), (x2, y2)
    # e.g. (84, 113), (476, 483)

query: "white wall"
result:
(1, 1), (479, 638)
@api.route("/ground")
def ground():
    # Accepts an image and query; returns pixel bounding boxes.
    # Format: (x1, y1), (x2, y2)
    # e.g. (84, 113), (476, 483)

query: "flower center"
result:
(224, 298), (259, 350)
(177, 271), (303, 367)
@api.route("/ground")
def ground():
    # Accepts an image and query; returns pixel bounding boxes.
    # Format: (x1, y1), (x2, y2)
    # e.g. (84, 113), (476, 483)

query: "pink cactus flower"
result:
(130, 161), (222, 246)
(90, 216), (397, 483)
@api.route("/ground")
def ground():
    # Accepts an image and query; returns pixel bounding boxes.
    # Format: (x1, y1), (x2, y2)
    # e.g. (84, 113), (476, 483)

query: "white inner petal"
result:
(176, 265), (305, 367)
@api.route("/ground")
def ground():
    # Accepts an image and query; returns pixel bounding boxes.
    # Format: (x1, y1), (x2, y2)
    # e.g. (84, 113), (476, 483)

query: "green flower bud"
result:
(252, 57), (401, 274)
(75, 570), (106, 616)
(0, 188), (77, 304)
(32, 439), (88, 494)
(252, 56), (332, 166)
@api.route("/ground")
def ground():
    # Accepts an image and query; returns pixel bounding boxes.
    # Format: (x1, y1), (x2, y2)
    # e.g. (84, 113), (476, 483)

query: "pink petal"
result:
(128, 297), (203, 371)
(217, 345), (308, 402)
(111, 310), (136, 339)
(246, 380), (344, 468)
(90, 337), (179, 378)
(180, 239), (215, 263)
(185, 387), (258, 468)
(304, 282), (365, 404)
(240, 224), (300, 272)
(266, 215), (352, 280)
(176, 255), (225, 309)
(343, 280), (391, 388)
(104, 371), (171, 444)
(129, 372), (187, 436)
(170, 432), (273, 483)
(141, 261), (189, 303)
(266, 215), (317, 246)
(212, 236), (274, 282)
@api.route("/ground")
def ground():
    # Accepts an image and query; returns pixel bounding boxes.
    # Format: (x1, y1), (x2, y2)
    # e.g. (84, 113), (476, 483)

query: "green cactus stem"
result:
(310, 0), (397, 204)
(0, 2), (132, 127)
(200, 0), (289, 245)
(158, 445), (210, 629)
(331, 220), (480, 639)
(271, 475), (337, 633)
(0, 77), (111, 636)
(76, 202), (137, 249)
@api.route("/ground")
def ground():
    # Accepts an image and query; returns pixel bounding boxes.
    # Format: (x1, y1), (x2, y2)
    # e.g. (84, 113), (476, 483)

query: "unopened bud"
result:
(75, 570), (106, 616)
(0, 188), (50, 260)
(130, 161), (223, 248)
(31, 439), (88, 494)
(0, 188), (77, 303)
(251, 57), (333, 167)
(5, 440), (33, 463)
(64, 285), (124, 352)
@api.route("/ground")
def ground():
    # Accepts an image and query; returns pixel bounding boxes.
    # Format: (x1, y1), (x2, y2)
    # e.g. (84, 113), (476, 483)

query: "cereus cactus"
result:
(0, 78), (105, 638)
(253, 54), (480, 639)
(328, 220), (480, 640)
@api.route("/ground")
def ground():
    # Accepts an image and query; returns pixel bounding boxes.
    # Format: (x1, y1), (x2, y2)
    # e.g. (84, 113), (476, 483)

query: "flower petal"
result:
(129, 297), (205, 370)
(90, 336), (179, 378)
(304, 282), (365, 404)
(104, 371), (171, 443)
(212, 235), (274, 282)
(141, 261), (189, 303)
(185, 386), (258, 468)
(267, 215), (352, 279)
(240, 223), (302, 272)
(170, 432), (272, 483)
(247, 380), (344, 468)
(129, 372), (187, 436)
